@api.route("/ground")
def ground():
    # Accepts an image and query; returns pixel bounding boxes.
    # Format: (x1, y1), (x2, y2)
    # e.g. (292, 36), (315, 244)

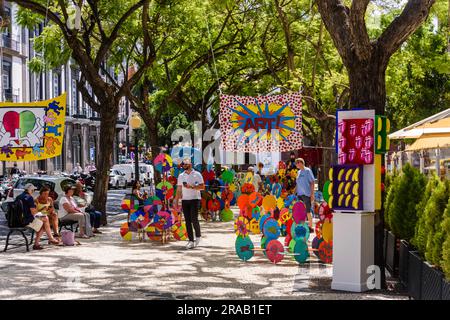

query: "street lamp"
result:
(130, 113), (142, 184)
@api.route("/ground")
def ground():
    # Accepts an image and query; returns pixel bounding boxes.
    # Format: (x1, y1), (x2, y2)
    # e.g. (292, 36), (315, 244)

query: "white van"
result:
(139, 164), (154, 186)
(111, 164), (143, 186)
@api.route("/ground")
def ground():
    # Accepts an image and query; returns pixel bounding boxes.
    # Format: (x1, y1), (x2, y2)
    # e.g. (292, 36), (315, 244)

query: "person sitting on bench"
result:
(17, 183), (60, 250)
(59, 185), (89, 239)
(35, 185), (60, 239)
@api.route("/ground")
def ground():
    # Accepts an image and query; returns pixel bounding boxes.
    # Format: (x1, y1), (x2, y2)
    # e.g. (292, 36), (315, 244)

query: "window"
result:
(53, 154), (63, 172)
(71, 78), (78, 114)
(53, 70), (61, 97)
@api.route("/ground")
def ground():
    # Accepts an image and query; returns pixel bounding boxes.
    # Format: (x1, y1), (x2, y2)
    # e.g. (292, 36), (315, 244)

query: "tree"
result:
(441, 198), (450, 279)
(12, 0), (157, 222)
(315, 0), (437, 288)
(316, 0), (436, 114)
(413, 174), (441, 254)
(384, 163), (426, 241)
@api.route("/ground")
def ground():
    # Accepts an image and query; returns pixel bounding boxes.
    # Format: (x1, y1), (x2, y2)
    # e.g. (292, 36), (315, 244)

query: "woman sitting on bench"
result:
(59, 185), (89, 239)
(35, 185), (60, 238)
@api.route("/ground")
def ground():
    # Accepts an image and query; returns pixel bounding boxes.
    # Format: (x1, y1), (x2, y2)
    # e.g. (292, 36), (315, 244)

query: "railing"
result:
(0, 34), (21, 53)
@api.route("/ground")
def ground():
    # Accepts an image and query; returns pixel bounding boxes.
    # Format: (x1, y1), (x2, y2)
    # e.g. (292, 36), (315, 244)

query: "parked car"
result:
(109, 169), (127, 189)
(1, 176), (93, 212)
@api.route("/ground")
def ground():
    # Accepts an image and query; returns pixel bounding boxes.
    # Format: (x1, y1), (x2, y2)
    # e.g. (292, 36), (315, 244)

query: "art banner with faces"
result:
(0, 93), (66, 161)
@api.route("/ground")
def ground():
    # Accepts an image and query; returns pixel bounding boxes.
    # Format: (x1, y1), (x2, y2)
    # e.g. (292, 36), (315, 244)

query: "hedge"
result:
(384, 164), (426, 241)
(441, 198), (450, 280)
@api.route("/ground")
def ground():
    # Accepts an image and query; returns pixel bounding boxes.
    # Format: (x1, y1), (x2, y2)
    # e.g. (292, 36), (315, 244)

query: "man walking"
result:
(174, 158), (205, 249)
(295, 158), (315, 230)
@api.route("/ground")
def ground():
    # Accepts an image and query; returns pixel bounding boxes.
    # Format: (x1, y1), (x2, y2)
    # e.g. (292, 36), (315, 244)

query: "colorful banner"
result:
(0, 93), (66, 161)
(219, 93), (303, 152)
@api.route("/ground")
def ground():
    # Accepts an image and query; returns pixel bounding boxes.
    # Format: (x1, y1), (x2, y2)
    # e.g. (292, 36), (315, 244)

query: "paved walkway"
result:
(0, 211), (407, 300)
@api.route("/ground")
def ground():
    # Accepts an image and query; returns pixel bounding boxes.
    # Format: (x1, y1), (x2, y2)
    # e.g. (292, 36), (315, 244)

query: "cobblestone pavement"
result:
(0, 190), (407, 300)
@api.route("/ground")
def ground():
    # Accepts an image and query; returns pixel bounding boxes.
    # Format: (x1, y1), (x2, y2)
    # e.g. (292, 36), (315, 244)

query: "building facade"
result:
(0, 2), (130, 175)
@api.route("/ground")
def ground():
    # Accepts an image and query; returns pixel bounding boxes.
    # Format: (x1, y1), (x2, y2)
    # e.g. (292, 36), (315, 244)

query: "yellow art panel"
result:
(0, 93), (67, 161)
(375, 154), (382, 210)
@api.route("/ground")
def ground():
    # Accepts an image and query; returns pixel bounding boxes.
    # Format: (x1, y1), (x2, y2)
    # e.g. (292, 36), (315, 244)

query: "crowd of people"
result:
(16, 182), (103, 250)
(11, 154), (316, 251)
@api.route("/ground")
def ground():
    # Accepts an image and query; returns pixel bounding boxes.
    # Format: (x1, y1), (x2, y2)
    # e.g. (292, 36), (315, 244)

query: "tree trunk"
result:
(348, 55), (387, 115)
(92, 103), (118, 225)
(140, 111), (162, 184)
(318, 118), (335, 190)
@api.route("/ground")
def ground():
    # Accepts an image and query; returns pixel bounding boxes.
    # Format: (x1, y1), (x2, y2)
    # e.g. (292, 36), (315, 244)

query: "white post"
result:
(419, 151), (425, 174)
(435, 148), (441, 177)
(332, 212), (375, 292)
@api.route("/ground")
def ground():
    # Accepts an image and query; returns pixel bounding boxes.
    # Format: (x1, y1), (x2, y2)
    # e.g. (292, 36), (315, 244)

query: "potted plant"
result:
(441, 199), (450, 300)
(385, 164), (426, 279)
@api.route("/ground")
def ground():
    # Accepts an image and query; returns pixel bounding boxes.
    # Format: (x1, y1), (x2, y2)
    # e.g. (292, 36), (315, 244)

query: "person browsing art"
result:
(295, 158), (315, 230)
(174, 158), (205, 250)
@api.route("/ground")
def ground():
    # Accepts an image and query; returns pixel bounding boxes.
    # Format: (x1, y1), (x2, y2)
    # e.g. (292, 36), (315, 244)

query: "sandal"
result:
(75, 234), (89, 239)
(53, 233), (61, 238)
(48, 239), (61, 245)
(33, 245), (44, 250)
(93, 230), (102, 234)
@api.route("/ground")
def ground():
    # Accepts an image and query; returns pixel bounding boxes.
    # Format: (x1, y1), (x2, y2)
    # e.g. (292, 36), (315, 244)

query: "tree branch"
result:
(316, 0), (353, 67)
(349, 0), (371, 61)
(377, 0), (436, 62)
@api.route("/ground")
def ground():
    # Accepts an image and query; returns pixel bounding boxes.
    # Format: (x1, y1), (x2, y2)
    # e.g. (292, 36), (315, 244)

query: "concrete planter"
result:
(421, 261), (443, 300)
(408, 251), (422, 300)
(442, 278), (450, 300)
(386, 230), (399, 277)
(399, 240), (412, 288)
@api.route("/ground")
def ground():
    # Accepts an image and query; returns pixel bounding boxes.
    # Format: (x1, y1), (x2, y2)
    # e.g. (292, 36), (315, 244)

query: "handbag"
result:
(61, 230), (75, 246)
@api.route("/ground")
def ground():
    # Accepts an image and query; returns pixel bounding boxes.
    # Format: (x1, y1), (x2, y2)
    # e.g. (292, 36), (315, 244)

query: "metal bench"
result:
(58, 219), (79, 233)
(3, 227), (35, 252)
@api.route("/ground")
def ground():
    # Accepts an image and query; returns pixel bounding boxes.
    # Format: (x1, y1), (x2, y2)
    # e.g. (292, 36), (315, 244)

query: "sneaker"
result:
(186, 241), (195, 250)
(194, 237), (201, 247)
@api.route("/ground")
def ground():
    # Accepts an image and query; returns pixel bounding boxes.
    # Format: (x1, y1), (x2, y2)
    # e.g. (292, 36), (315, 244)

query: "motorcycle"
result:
(70, 171), (96, 191)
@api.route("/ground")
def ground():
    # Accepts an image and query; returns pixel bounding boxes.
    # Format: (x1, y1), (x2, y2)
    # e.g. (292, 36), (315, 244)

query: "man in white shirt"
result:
(248, 166), (262, 193)
(174, 158), (205, 249)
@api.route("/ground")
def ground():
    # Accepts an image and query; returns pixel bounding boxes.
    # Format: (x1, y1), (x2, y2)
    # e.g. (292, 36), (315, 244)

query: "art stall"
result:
(326, 110), (390, 292)
(119, 148), (235, 243)
(120, 152), (188, 243)
(233, 163), (334, 265)
(0, 94), (67, 161)
(218, 93), (334, 265)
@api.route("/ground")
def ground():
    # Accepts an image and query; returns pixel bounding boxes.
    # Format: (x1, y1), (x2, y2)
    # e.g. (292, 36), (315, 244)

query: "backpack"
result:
(5, 198), (27, 228)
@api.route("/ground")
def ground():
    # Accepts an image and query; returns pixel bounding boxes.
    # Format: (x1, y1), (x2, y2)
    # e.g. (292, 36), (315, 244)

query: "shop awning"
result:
(406, 133), (450, 151)
(389, 109), (450, 140)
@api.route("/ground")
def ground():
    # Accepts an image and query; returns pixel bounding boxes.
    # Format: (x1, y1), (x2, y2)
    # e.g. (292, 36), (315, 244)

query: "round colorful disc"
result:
(318, 241), (333, 264)
(266, 240), (285, 264)
(292, 201), (307, 223)
(291, 221), (310, 242)
(322, 220), (333, 243)
(220, 208), (234, 222)
(258, 214), (271, 232)
(234, 216), (250, 237)
(262, 218), (281, 241)
(293, 239), (309, 264)
(235, 235), (254, 261)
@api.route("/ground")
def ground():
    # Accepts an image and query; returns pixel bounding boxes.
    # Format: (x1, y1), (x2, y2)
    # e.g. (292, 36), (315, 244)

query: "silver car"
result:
(109, 169), (127, 189)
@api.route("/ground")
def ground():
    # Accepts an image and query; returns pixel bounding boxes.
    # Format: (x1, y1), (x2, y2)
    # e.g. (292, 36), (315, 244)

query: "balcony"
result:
(0, 34), (22, 53)
(3, 88), (19, 102)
